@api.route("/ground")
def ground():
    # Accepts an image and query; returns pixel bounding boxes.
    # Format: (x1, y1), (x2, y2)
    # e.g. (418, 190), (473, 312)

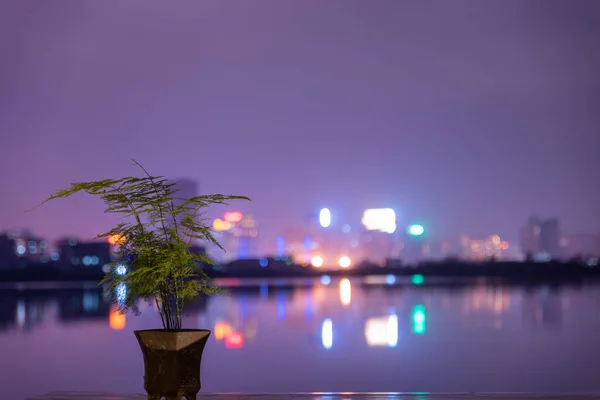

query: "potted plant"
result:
(32, 160), (249, 400)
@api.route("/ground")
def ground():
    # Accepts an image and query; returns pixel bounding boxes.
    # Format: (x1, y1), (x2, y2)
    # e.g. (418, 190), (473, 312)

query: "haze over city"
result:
(1, 0), (599, 254)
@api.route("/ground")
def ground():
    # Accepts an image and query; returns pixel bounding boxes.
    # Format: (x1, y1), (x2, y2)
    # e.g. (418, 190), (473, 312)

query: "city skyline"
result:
(1, 0), (599, 249)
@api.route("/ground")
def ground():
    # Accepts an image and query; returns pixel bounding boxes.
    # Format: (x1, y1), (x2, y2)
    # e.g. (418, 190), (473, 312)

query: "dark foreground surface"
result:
(25, 392), (600, 400)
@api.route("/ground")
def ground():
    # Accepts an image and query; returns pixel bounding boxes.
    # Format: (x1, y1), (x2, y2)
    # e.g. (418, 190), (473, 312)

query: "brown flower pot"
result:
(134, 329), (211, 400)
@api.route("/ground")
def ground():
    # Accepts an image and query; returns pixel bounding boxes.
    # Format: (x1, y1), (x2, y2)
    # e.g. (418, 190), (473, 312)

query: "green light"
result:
(412, 304), (426, 335)
(408, 224), (424, 236)
(411, 274), (424, 285)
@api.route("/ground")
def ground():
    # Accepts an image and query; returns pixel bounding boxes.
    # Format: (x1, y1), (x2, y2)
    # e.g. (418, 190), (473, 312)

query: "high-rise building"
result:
(168, 178), (199, 227)
(520, 217), (561, 260)
(540, 218), (561, 259)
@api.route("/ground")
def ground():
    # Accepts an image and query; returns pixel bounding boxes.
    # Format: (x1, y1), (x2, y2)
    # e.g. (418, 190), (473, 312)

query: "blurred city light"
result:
(338, 255), (351, 268)
(115, 264), (128, 276)
(385, 274), (396, 285)
(115, 282), (127, 305)
(340, 278), (351, 306)
(361, 208), (397, 234)
(321, 318), (333, 349)
(364, 314), (398, 347)
(412, 304), (427, 334)
(319, 208), (331, 228)
(224, 331), (244, 349)
(214, 321), (232, 341)
(311, 255), (324, 268)
(109, 304), (126, 330)
(212, 218), (232, 232)
(320, 275), (331, 285)
(107, 234), (126, 245)
(223, 211), (243, 223)
(408, 224), (425, 236)
(411, 274), (424, 285)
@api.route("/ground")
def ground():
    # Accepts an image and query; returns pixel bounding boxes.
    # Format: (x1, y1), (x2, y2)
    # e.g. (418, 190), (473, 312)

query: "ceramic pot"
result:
(134, 329), (211, 400)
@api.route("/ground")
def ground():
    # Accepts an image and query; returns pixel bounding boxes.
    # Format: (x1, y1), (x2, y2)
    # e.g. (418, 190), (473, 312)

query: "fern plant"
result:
(32, 160), (249, 331)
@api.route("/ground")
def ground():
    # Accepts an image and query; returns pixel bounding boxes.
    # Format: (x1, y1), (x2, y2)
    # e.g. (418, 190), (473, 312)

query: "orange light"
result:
(212, 218), (232, 232)
(107, 234), (126, 245)
(109, 305), (126, 330)
(223, 211), (243, 223)
(214, 320), (232, 341)
(224, 331), (244, 349)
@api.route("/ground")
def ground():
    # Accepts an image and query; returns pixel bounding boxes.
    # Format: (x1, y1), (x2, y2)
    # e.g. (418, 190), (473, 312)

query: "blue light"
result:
(259, 258), (269, 267)
(277, 291), (286, 321)
(385, 274), (396, 285)
(320, 275), (331, 285)
(276, 235), (285, 258)
(16, 245), (26, 255)
(342, 224), (351, 233)
(260, 283), (269, 299)
(303, 234), (312, 252)
(237, 237), (249, 260)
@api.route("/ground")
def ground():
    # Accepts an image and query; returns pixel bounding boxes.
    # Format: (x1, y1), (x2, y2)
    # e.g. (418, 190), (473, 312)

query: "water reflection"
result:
(339, 278), (351, 306)
(321, 318), (333, 349)
(1, 278), (600, 396)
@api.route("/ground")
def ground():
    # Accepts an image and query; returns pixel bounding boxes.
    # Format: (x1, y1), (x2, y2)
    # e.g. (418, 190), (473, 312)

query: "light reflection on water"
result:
(0, 277), (600, 399)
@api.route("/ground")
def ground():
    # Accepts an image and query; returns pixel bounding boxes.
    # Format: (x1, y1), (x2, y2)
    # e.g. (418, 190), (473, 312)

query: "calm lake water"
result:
(1, 276), (600, 400)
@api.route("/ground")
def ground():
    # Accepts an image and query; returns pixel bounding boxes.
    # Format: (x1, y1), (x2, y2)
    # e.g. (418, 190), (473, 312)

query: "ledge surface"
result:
(24, 392), (600, 400)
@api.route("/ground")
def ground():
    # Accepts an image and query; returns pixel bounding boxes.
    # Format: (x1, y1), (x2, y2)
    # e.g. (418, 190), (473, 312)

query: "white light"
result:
(361, 208), (397, 234)
(340, 278), (351, 306)
(115, 282), (127, 305)
(321, 318), (333, 349)
(319, 208), (331, 228)
(365, 314), (398, 347)
(338, 256), (351, 268)
(16, 245), (26, 255)
(115, 264), (128, 275)
(311, 255), (324, 268)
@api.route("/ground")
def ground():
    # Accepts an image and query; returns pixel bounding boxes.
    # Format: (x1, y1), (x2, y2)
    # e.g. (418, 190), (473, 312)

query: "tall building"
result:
(520, 217), (561, 260)
(168, 178), (199, 227)
(0, 233), (18, 269)
(540, 218), (561, 259)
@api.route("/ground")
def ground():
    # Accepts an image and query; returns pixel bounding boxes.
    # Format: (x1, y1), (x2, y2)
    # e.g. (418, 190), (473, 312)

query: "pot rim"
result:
(134, 329), (211, 334)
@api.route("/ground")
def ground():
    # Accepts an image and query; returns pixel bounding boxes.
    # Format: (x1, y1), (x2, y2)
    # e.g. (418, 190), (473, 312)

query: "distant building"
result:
(168, 178), (199, 226)
(3, 231), (52, 266)
(57, 239), (111, 268)
(562, 233), (599, 259)
(210, 211), (258, 263)
(520, 217), (562, 260)
(0, 233), (18, 269)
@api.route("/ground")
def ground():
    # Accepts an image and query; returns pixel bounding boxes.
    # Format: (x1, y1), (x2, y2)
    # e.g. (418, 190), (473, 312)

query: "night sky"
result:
(1, 0), (599, 251)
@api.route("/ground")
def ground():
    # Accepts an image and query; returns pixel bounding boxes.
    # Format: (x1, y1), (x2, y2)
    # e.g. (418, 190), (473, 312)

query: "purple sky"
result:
(1, 0), (599, 249)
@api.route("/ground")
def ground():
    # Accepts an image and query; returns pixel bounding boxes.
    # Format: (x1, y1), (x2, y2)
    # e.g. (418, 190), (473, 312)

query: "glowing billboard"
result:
(361, 208), (397, 234)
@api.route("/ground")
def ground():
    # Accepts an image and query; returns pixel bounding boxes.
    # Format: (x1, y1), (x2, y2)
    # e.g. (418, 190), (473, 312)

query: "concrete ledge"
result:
(24, 392), (600, 400)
